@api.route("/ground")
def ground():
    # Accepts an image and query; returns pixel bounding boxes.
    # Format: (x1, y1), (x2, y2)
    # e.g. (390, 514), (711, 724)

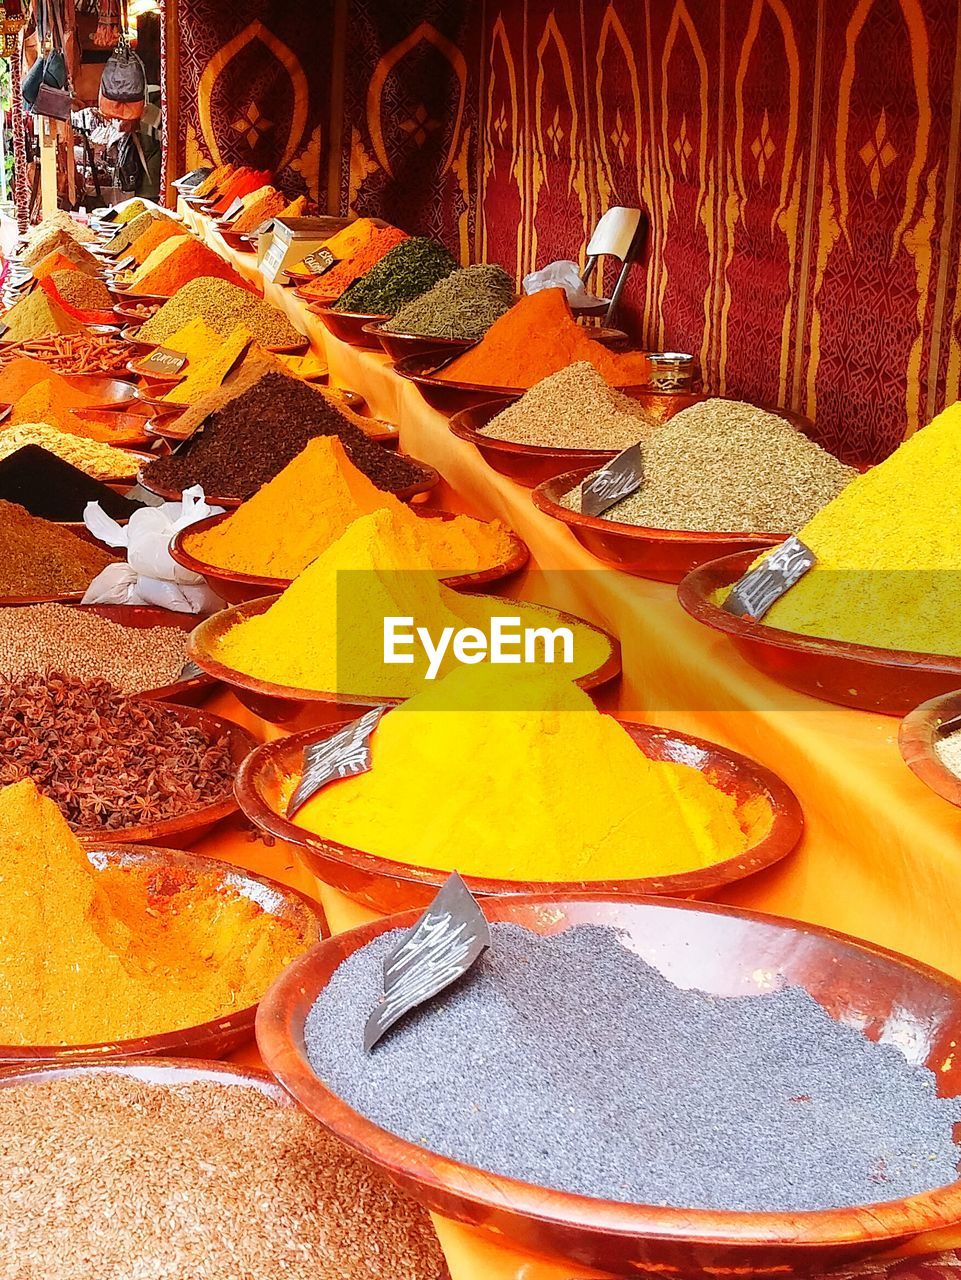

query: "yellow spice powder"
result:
(163, 324), (252, 402)
(288, 664), (770, 881)
(160, 316), (224, 364)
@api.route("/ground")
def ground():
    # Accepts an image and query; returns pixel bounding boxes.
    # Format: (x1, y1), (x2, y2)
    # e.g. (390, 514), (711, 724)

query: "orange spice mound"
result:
(134, 239), (248, 297)
(0, 356), (96, 406)
(127, 218), (186, 267)
(300, 226), (409, 302)
(7, 379), (116, 442)
(31, 250), (98, 282)
(439, 288), (651, 388)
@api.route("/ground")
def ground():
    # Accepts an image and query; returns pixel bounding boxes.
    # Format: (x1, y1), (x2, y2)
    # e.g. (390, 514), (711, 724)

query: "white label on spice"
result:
(364, 871), (490, 1052)
(261, 235), (288, 283)
(299, 247), (337, 275)
(179, 660), (203, 681)
(113, 254), (135, 271)
(124, 482), (166, 506)
(579, 442), (644, 517)
(139, 347), (187, 376)
(286, 707), (386, 817)
(723, 535), (816, 620)
(222, 197), (245, 222)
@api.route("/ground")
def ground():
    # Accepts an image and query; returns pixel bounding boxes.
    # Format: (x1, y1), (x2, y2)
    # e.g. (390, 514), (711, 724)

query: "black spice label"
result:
(100, 208), (119, 223)
(0, 324), (9, 339)
(138, 347), (187, 376)
(175, 166), (211, 189)
(300, 248), (337, 276)
(286, 707), (386, 817)
(723, 535), (816, 620)
(364, 871), (490, 1052)
(579, 442), (644, 517)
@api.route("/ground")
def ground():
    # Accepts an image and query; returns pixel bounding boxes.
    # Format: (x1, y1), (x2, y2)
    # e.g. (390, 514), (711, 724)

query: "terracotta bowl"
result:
(67, 407), (152, 448)
(137, 457), (440, 511)
(258, 893), (961, 1278)
(219, 229), (257, 252)
(450, 398), (623, 487)
(0, 1055), (291, 1104)
(133, 384), (188, 413)
(393, 349), (525, 413)
(533, 469), (785, 584)
(169, 510), (530, 605)
(237, 717), (802, 914)
(108, 287), (170, 306)
(899, 688), (961, 806)
(311, 304), (390, 349)
(0, 845), (324, 1065)
(188, 593), (621, 731)
(677, 550), (961, 715)
(61, 701), (255, 847)
(61, 373), (137, 408)
(364, 321), (473, 363)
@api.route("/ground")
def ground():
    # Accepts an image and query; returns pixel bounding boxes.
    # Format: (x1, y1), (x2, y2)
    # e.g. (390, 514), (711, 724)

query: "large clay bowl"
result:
(115, 302), (161, 326)
(63, 702), (255, 847)
(219, 229), (257, 252)
(138, 457), (439, 511)
(0, 1056), (290, 1104)
(450, 398), (623, 487)
(677, 550), (961, 715)
(311, 304), (390, 349)
(189, 593), (621, 731)
(67, 407), (152, 448)
(169, 510), (530, 605)
(364, 321), (473, 363)
(899, 688), (961, 806)
(61, 373), (137, 408)
(393, 349), (524, 414)
(533, 469), (785, 583)
(0, 846), (323, 1065)
(237, 718), (802, 914)
(258, 893), (961, 1278)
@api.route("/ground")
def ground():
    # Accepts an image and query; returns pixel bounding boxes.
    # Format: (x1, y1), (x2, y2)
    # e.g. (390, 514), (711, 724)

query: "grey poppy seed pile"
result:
(305, 923), (961, 1213)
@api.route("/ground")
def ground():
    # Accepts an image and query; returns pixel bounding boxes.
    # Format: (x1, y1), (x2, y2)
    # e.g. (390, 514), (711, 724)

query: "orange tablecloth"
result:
(180, 202), (961, 1279)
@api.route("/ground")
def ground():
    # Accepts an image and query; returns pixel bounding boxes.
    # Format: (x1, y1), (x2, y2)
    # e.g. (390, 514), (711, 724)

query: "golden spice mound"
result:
(0, 500), (111, 595)
(0, 780), (312, 1045)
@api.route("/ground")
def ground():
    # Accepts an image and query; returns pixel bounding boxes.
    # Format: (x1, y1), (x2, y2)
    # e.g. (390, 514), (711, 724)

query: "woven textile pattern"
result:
(166, 0), (961, 463)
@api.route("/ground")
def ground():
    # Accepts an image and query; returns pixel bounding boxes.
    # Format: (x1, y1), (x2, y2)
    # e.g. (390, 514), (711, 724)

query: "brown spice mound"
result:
(0, 673), (235, 831)
(48, 268), (114, 312)
(0, 1072), (448, 1280)
(0, 500), (111, 596)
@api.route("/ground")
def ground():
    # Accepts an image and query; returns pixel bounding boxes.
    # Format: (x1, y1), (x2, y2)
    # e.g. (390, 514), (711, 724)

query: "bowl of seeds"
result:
(259, 893), (961, 1279)
(899, 689), (961, 807)
(311, 303), (391, 350)
(393, 349), (525, 414)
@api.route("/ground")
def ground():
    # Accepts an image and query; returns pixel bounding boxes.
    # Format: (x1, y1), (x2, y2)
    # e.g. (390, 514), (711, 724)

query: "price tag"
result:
(123, 482), (165, 506)
(579, 442), (644, 517)
(299, 247), (337, 276)
(260, 235), (287, 283)
(287, 707), (386, 817)
(221, 197), (245, 221)
(113, 254), (135, 271)
(179, 660), (203, 680)
(138, 347), (187, 376)
(364, 872), (490, 1052)
(252, 219), (275, 237)
(723, 535), (816, 620)
(100, 208), (119, 224)
(174, 166), (211, 189)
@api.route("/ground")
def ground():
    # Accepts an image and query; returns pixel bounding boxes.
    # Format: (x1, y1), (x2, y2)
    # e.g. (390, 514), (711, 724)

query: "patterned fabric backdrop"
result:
(164, 0), (961, 463)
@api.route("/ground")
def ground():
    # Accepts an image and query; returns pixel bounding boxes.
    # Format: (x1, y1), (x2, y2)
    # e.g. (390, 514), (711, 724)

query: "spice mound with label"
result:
(185, 435), (513, 579)
(566, 399), (855, 532)
(300, 225), (409, 302)
(306, 920), (961, 1212)
(0, 500), (112, 596)
(0, 1071), (447, 1280)
(0, 604), (188, 692)
(483, 362), (657, 449)
(384, 263), (515, 340)
(287, 662), (769, 879)
(0, 779), (310, 1045)
(735, 401), (961, 655)
(142, 370), (429, 500)
(138, 277), (301, 346)
(213, 508), (609, 696)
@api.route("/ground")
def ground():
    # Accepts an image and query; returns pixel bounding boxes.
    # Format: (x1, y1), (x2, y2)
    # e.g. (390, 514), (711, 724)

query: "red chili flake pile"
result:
(0, 673), (235, 832)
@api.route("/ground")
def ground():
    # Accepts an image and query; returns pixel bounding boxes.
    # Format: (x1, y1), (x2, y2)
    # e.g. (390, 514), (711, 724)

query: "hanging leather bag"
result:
(99, 26), (146, 122)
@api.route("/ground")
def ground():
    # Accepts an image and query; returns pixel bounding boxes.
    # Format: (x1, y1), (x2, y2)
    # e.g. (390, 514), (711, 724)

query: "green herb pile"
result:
(332, 237), (457, 315)
(383, 264), (515, 340)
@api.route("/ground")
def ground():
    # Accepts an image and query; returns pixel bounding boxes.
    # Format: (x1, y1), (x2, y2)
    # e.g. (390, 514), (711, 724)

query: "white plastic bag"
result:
(81, 485), (225, 614)
(522, 260), (603, 308)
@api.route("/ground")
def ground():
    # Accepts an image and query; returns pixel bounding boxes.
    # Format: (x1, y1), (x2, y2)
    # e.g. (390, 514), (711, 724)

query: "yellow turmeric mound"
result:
(186, 436), (515, 579)
(160, 315), (224, 363)
(163, 324), (251, 402)
(0, 780), (310, 1046)
(288, 664), (769, 881)
(748, 402), (961, 655)
(213, 507), (609, 697)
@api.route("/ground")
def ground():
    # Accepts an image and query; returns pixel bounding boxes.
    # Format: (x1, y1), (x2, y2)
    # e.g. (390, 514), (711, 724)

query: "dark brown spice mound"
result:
(0, 673), (235, 831)
(141, 370), (430, 501)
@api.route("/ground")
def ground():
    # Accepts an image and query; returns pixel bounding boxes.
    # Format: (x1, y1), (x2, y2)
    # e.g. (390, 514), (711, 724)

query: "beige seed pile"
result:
(0, 604), (188, 692)
(935, 729), (961, 780)
(0, 424), (139, 480)
(0, 1072), (448, 1280)
(139, 277), (302, 346)
(565, 398), (856, 532)
(481, 362), (656, 449)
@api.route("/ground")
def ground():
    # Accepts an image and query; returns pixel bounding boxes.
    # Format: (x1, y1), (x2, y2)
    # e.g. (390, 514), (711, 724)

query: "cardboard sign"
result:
(123, 482), (165, 507)
(299, 247), (337, 276)
(364, 872), (490, 1052)
(723, 535), (816, 620)
(579, 442), (644, 517)
(287, 707), (386, 817)
(138, 347), (187, 376)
